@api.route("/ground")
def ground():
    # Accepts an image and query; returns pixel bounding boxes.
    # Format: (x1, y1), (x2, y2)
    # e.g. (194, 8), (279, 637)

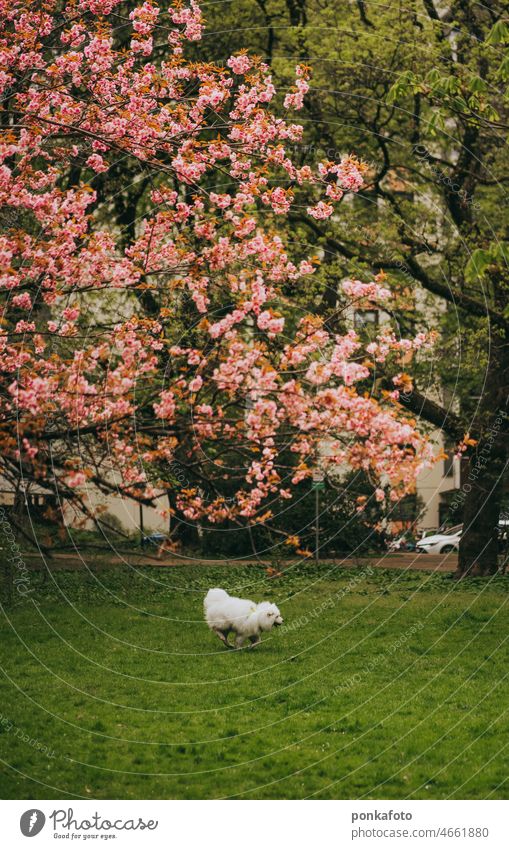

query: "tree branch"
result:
(379, 380), (465, 441)
(291, 214), (509, 331)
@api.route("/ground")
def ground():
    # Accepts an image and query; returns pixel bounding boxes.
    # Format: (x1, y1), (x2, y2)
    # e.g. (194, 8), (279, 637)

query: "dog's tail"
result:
(204, 587), (228, 613)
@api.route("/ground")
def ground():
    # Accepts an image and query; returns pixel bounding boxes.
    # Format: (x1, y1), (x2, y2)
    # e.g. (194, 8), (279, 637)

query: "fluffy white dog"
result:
(204, 588), (283, 649)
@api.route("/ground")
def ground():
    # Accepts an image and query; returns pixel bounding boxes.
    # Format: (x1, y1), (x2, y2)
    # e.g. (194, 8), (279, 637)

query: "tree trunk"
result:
(456, 334), (509, 577)
(456, 441), (506, 576)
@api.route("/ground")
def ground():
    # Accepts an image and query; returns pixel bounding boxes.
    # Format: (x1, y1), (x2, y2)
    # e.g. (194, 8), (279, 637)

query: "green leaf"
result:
(426, 69), (442, 86)
(386, 70), (416, 104)
(469, 75), (488, 93)
(483, 103), (501, 122)
(443, 76), (461, 95)
(492, 243), (509, 264)
(486, 20), (509, 45)
(496, 54), (509, 81)
(427, 109), (446, 136)
(452, 95), (469, 112)
(465, 249), (491, 283)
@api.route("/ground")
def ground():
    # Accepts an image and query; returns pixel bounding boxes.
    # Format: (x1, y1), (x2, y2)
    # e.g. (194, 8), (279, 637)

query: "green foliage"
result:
(386, 70), (418, 104)
(465, 243), (509, 283)
(486, 20), (509, 46)
(464, 249), (492, 283)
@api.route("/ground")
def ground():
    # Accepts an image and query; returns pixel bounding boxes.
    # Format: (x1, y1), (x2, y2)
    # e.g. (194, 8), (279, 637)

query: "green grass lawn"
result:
(1, 562), (508, 799)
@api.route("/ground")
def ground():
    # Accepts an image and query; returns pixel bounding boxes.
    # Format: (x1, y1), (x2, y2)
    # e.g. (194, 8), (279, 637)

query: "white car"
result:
(416, 525), (462, 554)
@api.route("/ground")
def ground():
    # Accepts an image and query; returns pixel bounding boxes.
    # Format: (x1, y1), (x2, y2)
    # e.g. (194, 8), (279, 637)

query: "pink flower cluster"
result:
(342, 279), (391, 301)
(257, 311), (285, 337)
(227, 54), (252, 75)
(284, 66), (310, 110)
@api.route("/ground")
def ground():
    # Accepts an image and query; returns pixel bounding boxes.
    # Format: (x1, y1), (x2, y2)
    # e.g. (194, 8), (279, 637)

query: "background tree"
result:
(198, 0), (509, 575)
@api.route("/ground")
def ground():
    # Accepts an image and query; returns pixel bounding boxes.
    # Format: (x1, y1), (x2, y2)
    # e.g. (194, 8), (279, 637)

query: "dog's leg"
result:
(223, 629), (234, 648)
(213, 629), (233, 649)
(249, 635), (261, 649)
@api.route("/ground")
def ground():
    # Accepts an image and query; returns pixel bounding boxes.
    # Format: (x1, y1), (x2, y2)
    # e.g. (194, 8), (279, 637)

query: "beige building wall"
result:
(0, 478), (169, 537)
(415, 430), (460, 530)
(68, 487), (170, 536)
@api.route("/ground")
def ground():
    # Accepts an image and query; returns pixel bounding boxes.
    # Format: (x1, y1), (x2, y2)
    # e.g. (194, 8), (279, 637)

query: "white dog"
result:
(204, 588), (283, 649)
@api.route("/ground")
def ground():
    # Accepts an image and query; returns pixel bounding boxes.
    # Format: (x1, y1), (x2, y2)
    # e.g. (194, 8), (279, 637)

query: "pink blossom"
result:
(14, 320), (35, 333)
(87, 153), (108, 173)
(66, 471), (87, 488)
(153, 390), (176, 420)
(262, 186), (292, 215)
(257, 310), (285, 337)
(299, 260), (315, 275)
(62, 306), (80, 321)
(12, 292), (32, 310)
(307, 201), (334, 220)
(227, 55), (252, 74)
(342, 279), (391, 301)
(283, 68), (310, 110)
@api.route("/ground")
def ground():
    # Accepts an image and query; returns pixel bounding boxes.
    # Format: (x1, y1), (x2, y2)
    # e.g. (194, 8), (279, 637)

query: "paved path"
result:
(23, 550), (458, 573)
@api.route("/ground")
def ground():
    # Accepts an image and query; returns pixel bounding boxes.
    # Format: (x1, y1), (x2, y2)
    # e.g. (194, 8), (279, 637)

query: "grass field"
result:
(1, 562), (508, 799)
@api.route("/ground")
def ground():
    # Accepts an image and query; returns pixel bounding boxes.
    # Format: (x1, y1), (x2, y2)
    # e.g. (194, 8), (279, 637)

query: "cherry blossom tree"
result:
(0, 0), (433, 543)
